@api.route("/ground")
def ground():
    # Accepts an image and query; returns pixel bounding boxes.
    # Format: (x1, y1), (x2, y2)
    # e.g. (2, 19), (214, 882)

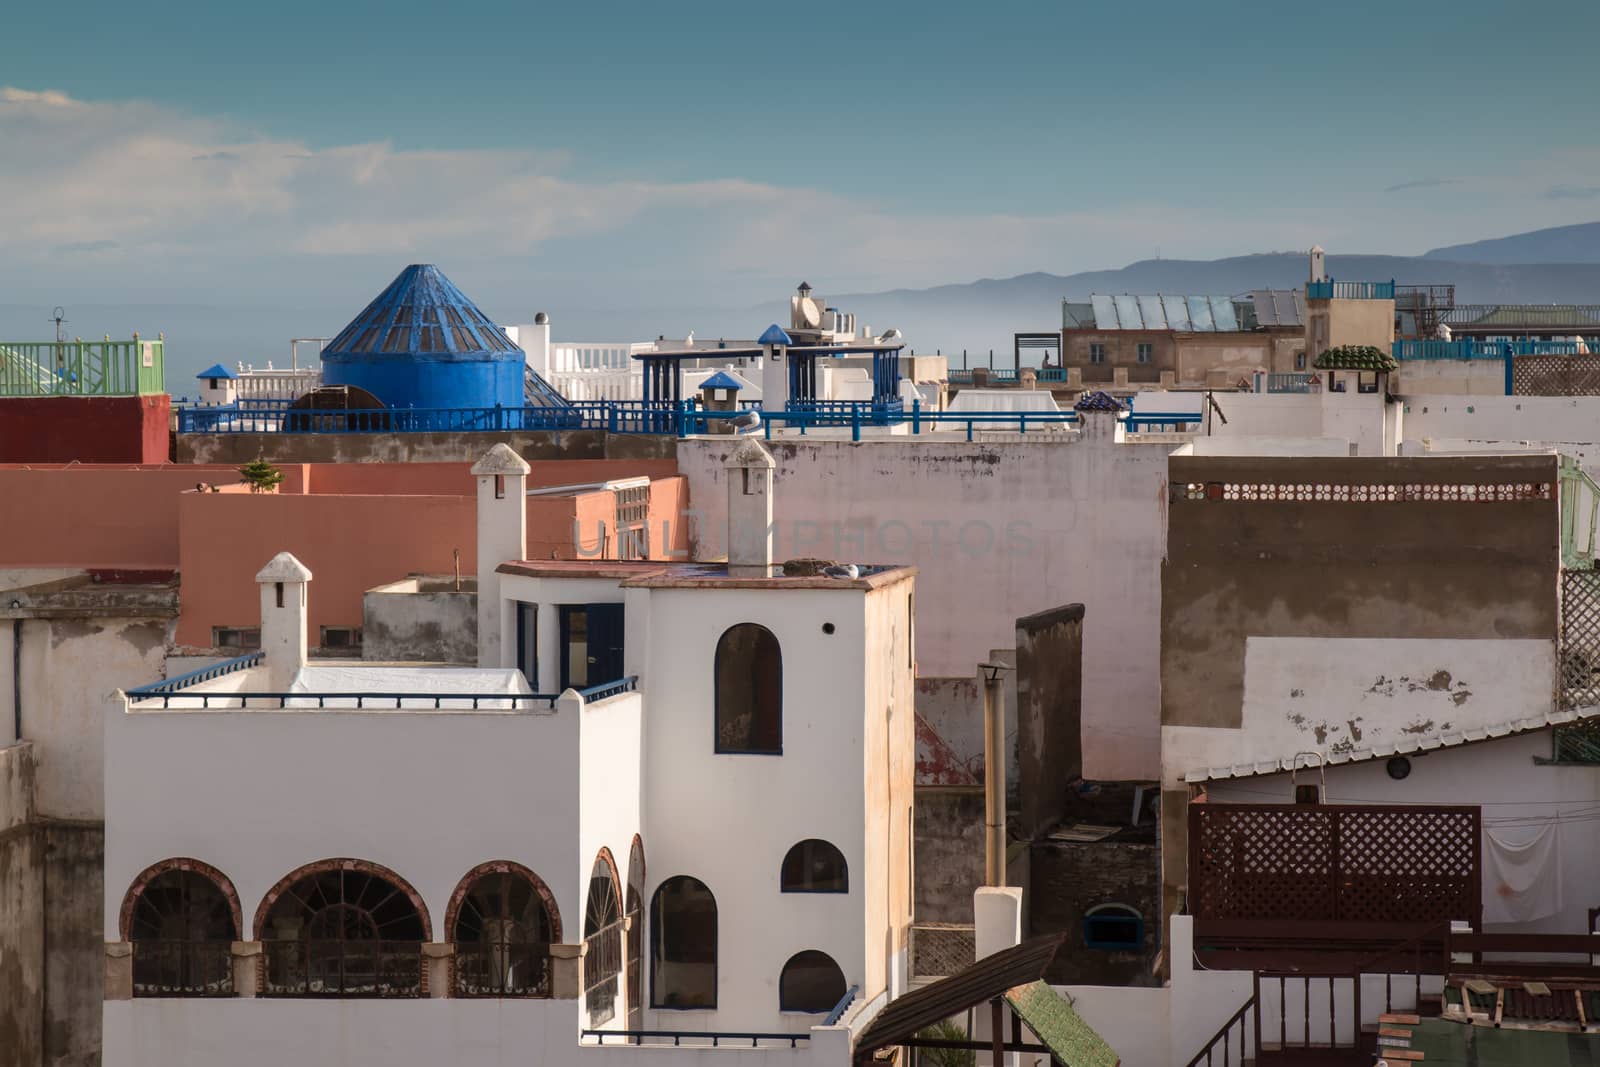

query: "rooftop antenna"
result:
(51, 306), (67, 343)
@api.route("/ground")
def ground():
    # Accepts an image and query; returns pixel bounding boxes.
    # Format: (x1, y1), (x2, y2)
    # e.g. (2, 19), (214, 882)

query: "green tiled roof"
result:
(1313, 344), (1397, 371)
(1005, 981), (1120, 1067)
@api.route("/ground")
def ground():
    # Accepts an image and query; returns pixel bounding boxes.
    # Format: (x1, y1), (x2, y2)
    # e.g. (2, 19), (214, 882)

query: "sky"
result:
(2, 0), (1599, 354)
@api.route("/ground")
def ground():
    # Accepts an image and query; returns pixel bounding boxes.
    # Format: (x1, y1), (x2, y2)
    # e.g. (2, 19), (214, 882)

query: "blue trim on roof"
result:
(195, 363), (238, 380)
(758, 324), (793, 346)
(697, 371), (744, 391)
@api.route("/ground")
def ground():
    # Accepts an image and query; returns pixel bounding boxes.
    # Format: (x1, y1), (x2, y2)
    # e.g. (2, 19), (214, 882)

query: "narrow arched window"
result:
(257, 861), (428, 997)
(779, 950), (847, 1013)
(780, 840), (848, 893)
(584, 852), (623, 1026)
(124, 863), (239, 996)
(651, 876), (717, 1009)
(448, 863), (560, 997)
(715, 623), (782, 754)
(625, 837), (646, 1028)
(1082, 903), (1144, 950)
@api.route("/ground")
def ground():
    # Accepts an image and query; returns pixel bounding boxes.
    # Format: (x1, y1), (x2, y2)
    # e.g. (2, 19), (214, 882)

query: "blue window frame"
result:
(1082, 904), (1143, 951)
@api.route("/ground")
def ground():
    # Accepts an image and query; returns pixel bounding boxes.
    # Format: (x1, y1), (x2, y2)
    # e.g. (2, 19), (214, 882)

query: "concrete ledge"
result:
(105, 941), (133, 1001)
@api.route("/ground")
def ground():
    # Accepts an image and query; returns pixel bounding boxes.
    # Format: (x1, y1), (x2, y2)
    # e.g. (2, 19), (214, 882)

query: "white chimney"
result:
(524, 312), (552, 376)
(473, 444), (530, 668)
(256, 551), (312, 691)
(725, 438), (775, 576)
(1309, 246), (1327, 283)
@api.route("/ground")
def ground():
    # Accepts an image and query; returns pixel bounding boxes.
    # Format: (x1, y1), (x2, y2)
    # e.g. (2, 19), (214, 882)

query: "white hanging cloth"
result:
(1482, 819), (1562, 925)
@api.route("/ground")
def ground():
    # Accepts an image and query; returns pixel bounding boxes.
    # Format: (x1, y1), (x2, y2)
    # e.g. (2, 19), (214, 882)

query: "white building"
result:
(101, 442), (916, 1067)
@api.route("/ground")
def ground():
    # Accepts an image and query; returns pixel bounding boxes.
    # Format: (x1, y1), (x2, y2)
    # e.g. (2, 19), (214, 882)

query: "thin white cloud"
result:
(3, 85), (1598, 307)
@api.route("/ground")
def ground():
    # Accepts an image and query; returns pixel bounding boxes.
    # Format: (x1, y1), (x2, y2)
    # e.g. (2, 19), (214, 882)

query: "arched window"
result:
(1082, 904), (1144, 951)
(256, 859), (429, 997)
(121, 859), (240, 997)
(651, 876), (717, 1010)
(584, 850), (623, 1026)
(447, 862), (561, 997)
(625, 836), (646, 1028)
(715, 623), (782, 754)
(779, 950), (847, 1013)
(780, 840), (848, 893)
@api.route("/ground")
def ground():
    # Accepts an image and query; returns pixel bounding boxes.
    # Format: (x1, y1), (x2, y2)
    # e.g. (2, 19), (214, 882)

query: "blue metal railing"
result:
(1394, 339), (1594, 360)
(1306, 279), (1395, 300)
(577, 676), (639, 702)
(126, 651), (265, 696)
(823, 985), (860, 1026)
(176, 396), (1202, 442)
(177, 403), (585, 435)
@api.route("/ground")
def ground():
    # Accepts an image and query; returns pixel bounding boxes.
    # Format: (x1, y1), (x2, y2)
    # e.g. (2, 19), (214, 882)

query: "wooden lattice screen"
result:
(1562, 569), (1600, 709)
(1512, 355), (1600, 397)
(1189, 804), (1481, 927)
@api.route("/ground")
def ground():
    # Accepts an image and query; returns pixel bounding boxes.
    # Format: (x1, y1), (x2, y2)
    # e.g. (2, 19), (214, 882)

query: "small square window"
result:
(1083, 905), (1143, 951)
(1088, 344), (1105, 365)
(212, 626), (261, 651)
(320, 626), (363, 651)
(1136, 343), (1153, 364)
(1294, 351), (1307, 370)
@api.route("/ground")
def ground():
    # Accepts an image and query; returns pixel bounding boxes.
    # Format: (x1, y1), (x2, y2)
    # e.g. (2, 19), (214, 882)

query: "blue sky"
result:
(1, 0), (1598, 323)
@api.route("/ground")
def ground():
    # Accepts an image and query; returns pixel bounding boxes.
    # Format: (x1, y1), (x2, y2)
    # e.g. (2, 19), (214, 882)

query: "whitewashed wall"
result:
(577, 688), (644, 1031)
(103, 703), (583, 941)
(638, 586), (876, 1034)
(1402, 395), (1600, 480)
(1163, 636), (1556, 787)
(675, 435), (1171, 779)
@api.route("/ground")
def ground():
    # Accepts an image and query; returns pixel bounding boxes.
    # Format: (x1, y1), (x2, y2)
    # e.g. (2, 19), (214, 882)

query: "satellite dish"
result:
(798, 297), (821, 329)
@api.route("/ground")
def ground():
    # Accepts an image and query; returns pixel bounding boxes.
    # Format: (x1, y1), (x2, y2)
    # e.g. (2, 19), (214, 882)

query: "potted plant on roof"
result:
(238, 456), (284, 494)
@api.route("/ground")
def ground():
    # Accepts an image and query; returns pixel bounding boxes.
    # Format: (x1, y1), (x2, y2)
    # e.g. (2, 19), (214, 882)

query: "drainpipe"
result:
(11, 617), (20, 743)
(979, 662), (1004, 889)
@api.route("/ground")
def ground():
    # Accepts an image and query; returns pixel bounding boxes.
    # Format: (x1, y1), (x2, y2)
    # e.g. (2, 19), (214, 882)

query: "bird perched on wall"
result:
(822, 563), (859, 580)
(730, 409), (760, 433)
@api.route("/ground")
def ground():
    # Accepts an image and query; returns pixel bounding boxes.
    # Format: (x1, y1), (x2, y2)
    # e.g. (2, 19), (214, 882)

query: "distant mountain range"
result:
(834, 223), (1600, 358)
(1424, 222), (1600, 265)
(5, 223), (1597, 382)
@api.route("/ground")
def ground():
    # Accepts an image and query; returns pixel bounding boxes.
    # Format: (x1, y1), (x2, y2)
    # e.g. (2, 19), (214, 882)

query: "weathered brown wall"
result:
(176, 429), (677, 465)
(1015, 604), (1084, 837)
(1029, 838), (1160, 986)
(913, 787), (986, 922)
(1061, 330), (1174, 385)
(1162, 453), (1560, 733)
(43, 824), (102, 1067)
(0, 743), (43, 1067)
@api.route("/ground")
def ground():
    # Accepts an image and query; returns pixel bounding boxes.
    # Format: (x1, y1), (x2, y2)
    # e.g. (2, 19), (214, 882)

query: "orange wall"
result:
(176, 492), (480, 647)
(301, 459), (679, 496)
(174, 476), (690, 648)
(0, 464), (241, 568)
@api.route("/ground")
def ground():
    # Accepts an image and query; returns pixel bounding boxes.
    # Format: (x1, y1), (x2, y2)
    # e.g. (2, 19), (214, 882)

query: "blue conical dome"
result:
(322, 265), (567, 410)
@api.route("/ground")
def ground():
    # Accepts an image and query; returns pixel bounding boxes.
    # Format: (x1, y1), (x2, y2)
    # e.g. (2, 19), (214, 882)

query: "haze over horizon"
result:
(3, 0), (1599, 375)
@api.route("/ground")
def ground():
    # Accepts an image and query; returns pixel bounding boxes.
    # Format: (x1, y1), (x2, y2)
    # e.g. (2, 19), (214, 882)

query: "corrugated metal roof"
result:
(323, 264), (523, 363)
(1185, 706), (1596, 784)
(853, 935), (1066, 1057)
(1074, 295), (1242, 332)
(1251, 289), (1305, 328)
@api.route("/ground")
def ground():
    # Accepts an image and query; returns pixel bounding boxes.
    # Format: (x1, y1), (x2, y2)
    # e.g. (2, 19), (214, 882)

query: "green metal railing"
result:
(0, 336), (165, 396)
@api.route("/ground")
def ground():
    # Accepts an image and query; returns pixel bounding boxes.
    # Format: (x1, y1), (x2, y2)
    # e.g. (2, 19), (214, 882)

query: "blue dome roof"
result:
(195, 363), (237, 380)
(323, 264), (523, 363)
(698, 371), (744, 391)
(758, 324), (793, 346)
(1073, 390), (1127, 412)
